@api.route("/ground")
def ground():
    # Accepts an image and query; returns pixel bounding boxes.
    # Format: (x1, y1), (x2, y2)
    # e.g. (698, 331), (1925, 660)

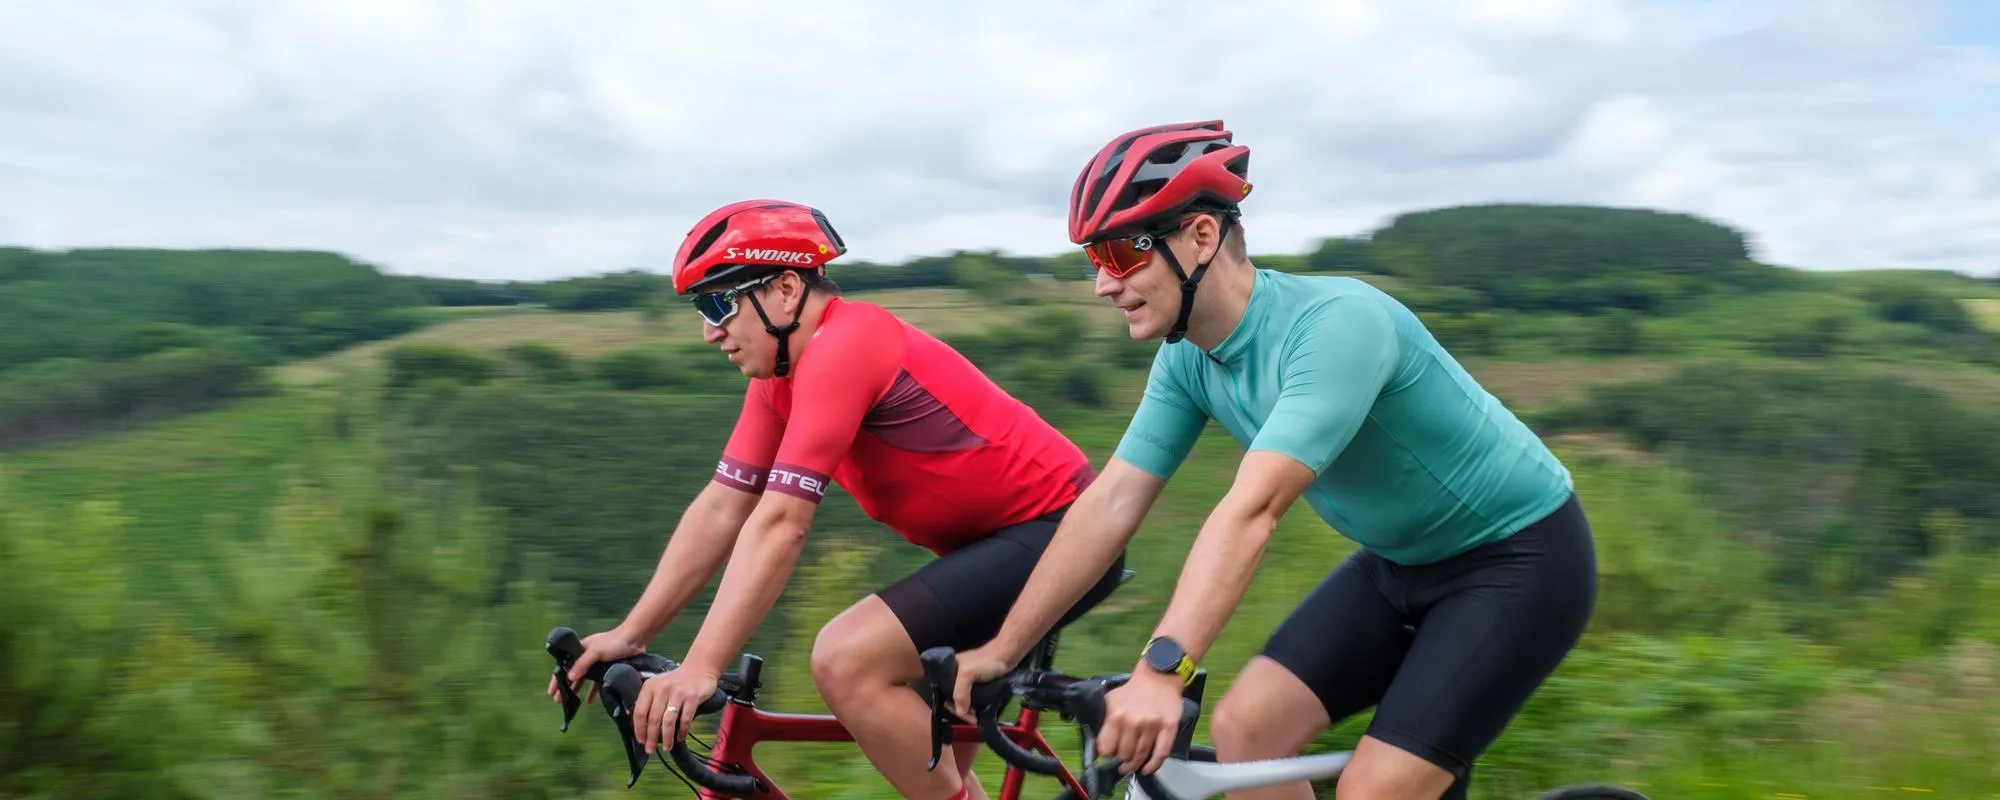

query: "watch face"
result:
(1145, 638), (1184, 672)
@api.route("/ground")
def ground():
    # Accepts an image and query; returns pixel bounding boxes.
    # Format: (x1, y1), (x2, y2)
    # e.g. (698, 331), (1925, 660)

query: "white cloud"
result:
(0, 0), (1993, 279)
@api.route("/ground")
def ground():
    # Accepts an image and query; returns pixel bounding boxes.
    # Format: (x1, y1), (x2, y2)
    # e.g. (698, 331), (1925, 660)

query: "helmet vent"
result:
(686, 219), (730, 262)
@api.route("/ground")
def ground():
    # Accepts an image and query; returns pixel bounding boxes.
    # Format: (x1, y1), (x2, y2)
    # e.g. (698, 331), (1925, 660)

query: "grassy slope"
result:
(1973, 298), (2000, 332)
(278, 284), (1116, 387)
(10, 281), (2000, 797)
(39, 284), (2000, 588)
(0, 396), (331, 598)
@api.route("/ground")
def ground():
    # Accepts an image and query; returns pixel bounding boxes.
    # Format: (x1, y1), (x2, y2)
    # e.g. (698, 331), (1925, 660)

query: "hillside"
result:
(9, 296), (1999, 799)
(277, 289), (2000, 414)
(276, 285), (1116, 388)
(1975, 298), (2000, 332)
(4, 203), (1999, 799)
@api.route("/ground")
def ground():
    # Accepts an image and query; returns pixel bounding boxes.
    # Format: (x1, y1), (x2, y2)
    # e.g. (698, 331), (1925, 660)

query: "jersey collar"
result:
(1202, 268), (1268, 367)
(782, 296), (846, 378)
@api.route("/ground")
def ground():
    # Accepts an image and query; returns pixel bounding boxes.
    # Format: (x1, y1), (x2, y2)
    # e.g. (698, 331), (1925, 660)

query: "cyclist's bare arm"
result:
(552, 479), (761, 695)
(973, 348), (1204, 673)
(612, 479), (762, 645)
(984, 457), (1167, 665)
(1142, 450), (1315, 665)
(613, 374), (789, 648)
(677, 310), (889, 677)
(1121, 293), (1395, 666)
(677, 489), (820, 676)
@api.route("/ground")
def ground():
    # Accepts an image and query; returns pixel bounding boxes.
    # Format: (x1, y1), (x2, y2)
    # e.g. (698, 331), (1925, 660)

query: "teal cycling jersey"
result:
(1113, 268), (1574, 565)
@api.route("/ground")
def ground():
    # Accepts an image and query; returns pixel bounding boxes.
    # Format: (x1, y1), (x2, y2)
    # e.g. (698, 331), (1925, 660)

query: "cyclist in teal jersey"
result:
(949, 121), (1598, 800)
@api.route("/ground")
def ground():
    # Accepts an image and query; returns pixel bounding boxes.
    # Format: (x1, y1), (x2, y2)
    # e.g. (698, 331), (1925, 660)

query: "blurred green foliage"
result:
(3, 203), (1999, 798)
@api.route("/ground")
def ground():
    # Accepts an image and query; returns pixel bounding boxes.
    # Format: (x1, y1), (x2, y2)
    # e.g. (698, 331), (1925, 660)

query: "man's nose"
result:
(702, 322), (725, 343)
(1093, 269), (1120, 297)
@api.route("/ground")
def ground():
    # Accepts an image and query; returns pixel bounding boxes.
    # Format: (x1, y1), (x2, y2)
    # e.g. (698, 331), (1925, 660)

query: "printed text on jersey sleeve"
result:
(715, 382), (784, 494)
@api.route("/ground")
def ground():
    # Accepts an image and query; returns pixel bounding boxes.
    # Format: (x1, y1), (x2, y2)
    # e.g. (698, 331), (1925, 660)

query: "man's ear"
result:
(773, 271), (804, 314)
(1196, 213), (1226, 263)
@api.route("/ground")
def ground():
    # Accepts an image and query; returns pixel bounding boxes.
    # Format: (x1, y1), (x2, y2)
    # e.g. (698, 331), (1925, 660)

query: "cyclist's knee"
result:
(810, 596), (915, 695)
(1212, 657), (1327, 758)
(809, 619), (868, 693)
(1333, 736), (1458, 800)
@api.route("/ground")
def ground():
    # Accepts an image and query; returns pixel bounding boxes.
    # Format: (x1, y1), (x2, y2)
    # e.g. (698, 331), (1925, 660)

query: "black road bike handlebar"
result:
(552, 628), (1646, 800)
(545, 626), (763, 796)
(918, 646), (1207, 800)
(548, 625), (1201, 799)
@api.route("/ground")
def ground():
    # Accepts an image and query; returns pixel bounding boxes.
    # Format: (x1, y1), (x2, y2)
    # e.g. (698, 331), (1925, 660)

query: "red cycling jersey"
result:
(713, 298), (1096, 555)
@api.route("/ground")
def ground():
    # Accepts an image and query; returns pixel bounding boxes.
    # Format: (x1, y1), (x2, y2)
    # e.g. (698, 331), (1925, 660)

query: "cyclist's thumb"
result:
(950, 674), (973, 721)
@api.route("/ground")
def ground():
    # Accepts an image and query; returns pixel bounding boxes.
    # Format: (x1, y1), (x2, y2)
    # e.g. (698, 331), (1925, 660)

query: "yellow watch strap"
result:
(1140, 640), (1199, 686)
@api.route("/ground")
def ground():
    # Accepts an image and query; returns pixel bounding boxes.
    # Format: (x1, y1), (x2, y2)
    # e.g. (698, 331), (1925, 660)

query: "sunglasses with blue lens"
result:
(691, 274), (778, 327)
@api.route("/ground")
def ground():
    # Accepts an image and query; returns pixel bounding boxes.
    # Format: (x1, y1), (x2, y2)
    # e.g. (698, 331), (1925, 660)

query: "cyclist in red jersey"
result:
(550, 199), (1125, 800)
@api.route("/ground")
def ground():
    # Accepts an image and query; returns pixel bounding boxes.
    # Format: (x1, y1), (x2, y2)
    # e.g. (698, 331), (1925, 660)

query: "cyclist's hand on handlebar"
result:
(948, 645), (1015, 722)
(549, 629), (645, 704)
(1100, 670), (1184, 777)
(634, 662), (717, 754)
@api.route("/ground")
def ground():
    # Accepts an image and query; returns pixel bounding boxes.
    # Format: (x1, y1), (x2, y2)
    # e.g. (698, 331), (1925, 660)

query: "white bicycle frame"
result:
(1119, 751), (1353, 799)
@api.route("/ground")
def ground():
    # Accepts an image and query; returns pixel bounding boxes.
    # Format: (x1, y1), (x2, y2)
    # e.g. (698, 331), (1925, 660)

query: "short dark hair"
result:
(804, 270), (842, 296)
(754, 267), (841, 297)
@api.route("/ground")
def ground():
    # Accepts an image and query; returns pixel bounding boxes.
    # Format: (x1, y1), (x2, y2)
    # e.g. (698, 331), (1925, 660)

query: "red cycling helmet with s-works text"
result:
(672, 199), (849, 377)
(1068, 120), (1253, 343)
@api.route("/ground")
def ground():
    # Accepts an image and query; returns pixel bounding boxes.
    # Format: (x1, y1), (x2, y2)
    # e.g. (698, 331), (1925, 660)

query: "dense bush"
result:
(1535, 362), (2000, 599)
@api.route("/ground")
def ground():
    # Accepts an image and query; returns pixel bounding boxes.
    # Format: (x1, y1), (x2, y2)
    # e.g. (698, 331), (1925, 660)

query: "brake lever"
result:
(917, 647), (958, 771)
(545, 627), (590, 731)
(545, 626), (677, 733)
(598, 662), (652, 787)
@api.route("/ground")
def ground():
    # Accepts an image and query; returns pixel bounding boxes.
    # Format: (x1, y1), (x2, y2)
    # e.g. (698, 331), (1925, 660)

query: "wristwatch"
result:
(1140, 636), (1198, 686)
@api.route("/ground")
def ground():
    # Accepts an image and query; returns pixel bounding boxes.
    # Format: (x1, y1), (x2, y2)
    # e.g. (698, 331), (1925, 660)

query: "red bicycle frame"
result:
(688, 695), (1087, 799)
(549, 610), (1118, 800)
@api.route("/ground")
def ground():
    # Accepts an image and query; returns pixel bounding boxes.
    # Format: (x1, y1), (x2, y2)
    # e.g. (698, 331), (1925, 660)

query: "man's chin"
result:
(1123, 314), (1166, 342)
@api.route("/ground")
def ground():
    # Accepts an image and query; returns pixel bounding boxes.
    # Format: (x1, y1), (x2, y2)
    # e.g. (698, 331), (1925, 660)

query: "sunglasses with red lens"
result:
(1082, 217), (1196, 279)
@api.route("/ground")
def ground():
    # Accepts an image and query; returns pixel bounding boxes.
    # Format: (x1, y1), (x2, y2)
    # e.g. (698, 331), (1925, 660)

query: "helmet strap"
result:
(744, 273), (811, 378)
(1155, 214), (1236, 345)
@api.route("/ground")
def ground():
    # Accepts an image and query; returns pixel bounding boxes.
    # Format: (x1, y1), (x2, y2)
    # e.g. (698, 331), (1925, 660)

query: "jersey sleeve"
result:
(1248, 295), (1400, 473)
(714, 381), (784, 494)
(763, 311), (903, 503)
(1112, 346), (1209, 481)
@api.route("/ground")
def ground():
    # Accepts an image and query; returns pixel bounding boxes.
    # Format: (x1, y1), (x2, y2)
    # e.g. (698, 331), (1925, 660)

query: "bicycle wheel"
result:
(1535, 784), (1650, 800)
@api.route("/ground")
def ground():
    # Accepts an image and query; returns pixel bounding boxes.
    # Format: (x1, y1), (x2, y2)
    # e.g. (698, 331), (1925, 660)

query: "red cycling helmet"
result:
(1067, 121), (1252, 344)
(671, 199), (848, 296)
(670, 199), (848, 378)
(1067, 120), (1251, 246)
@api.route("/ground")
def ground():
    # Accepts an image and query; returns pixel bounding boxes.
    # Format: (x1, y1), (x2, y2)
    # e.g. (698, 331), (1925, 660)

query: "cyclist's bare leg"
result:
(1334, 736), (1456, 800)
(1210, 655), (1331, 800)
(812, 594), (970, 800)
(951, 741), (988, 800)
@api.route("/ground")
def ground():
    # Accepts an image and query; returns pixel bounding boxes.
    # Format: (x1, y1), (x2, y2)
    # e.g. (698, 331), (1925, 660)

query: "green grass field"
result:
(12, 368), (1981, 798)
(11, 281), (2000, 799)
(1972, 298), (2000, 332)
(280, 284), (1118, 387)
(0, 395), (330, 600)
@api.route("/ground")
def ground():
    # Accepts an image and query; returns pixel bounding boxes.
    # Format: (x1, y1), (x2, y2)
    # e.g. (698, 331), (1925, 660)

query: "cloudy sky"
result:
(2, 0), (1996, 280)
